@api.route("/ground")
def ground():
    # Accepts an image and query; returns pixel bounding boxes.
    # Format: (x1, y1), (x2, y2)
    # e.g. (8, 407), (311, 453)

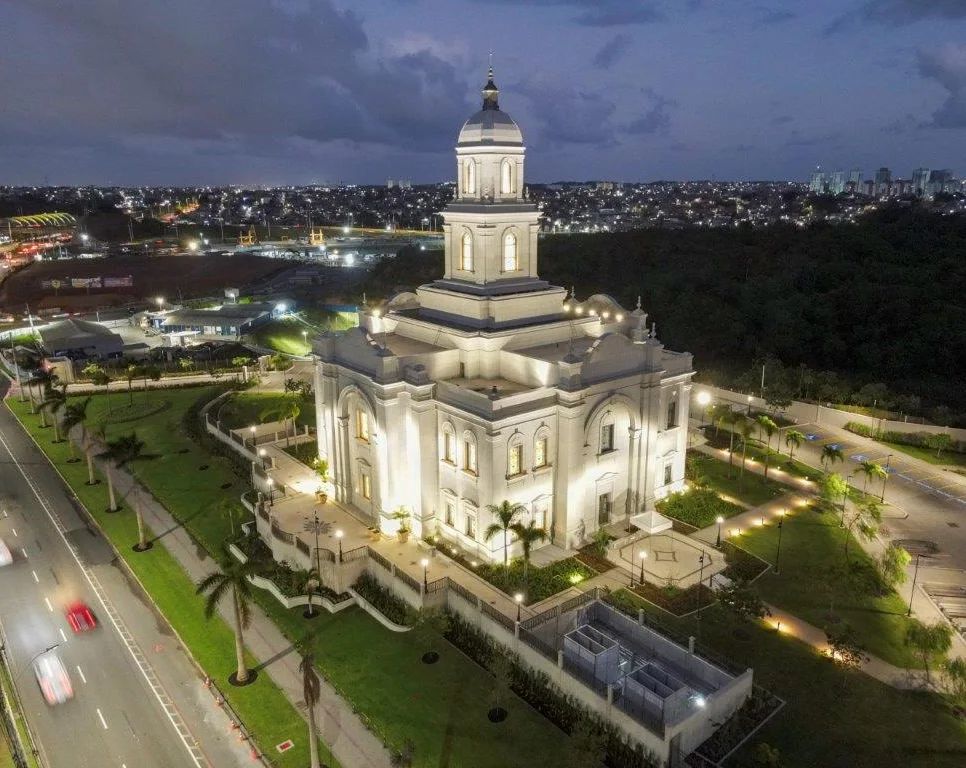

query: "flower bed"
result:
(353, 572), (417, 626)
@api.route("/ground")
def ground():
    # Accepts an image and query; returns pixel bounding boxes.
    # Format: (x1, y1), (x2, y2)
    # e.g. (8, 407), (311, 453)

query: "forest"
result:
(364, 207), (966, 422)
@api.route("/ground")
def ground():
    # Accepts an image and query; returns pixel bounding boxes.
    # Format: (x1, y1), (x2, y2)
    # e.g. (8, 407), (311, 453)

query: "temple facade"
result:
(312, 69), (694, 563)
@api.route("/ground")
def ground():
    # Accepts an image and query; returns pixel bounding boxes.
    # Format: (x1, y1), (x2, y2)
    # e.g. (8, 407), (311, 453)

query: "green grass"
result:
(457, 556), (595, 605)
(0, 662), (39, 768)
(217, 391), (316, 433)
(249, 318), (312, 355)
(283, 440), (318, 467)
(6, 397), (330, 768)
(733, 505), (917, 667)
(259, 599), (573, 768)
(607, 590), (966, 768)
(883, 441), (966, 469)
(657, 487), (743, 528)
(688, 452), (788, 507)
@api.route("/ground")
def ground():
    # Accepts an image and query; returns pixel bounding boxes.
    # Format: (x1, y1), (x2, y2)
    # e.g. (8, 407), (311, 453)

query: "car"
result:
(33, 653), (73, 706)
(0, 538), (12, 567)
(65, 602), (97, 633)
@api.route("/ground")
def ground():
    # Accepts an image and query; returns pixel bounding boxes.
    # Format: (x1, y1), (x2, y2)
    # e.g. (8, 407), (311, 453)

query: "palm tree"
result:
(102, 432), (156, 549)
(41, 384), (69, 443)
(858, 460), (886, 495)
(484, 500), (527, 567)
(297, 645), (322, 768)
(784, 429), (805, 461)
(737, 417), (755, 485)
(124, 363), (142, 405)
(755, 414), (778, 480)
(196, 557), (259, 684)
(60, 397), (90, 464)
(510, 520), (547, 584)
(821, 444), (844, 473)
(30, 368), (56, 424)
(260, 395), (301, 447)
(718, 408), (739, 474)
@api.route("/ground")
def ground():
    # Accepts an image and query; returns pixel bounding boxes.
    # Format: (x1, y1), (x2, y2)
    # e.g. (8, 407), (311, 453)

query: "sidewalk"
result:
(86, 432), (392, 768)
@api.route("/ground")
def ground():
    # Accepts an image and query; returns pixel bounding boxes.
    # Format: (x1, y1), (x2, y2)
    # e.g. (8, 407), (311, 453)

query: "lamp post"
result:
(715, 515), (724, 548)
(639, 550), (647, 586)
(258, 448), (267, 469)
(335, 529), (344, 563)
(303, 512), (327, 619)
(774, 510), (786, 576)
(907, 553), (923, 617)
(514, 592), (523, 623)
(881, 454), (892, 502)
(421, 558), (429, 588)
(696, 391), (711, 427)
(267, 478), (275, 507)
(249, 425), (256, 448)
(698, 553), (706, 593)
(746, 394), (753, 414)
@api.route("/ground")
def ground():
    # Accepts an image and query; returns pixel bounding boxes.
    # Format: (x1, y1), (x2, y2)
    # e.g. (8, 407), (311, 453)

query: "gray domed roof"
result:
(457, 68), (523, 147)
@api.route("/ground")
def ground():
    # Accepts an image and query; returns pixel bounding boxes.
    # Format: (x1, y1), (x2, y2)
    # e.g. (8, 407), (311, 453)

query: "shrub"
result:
(353, 572), (417, 626)
(844, 421), (874, 438)
(657, 487), (742, 528)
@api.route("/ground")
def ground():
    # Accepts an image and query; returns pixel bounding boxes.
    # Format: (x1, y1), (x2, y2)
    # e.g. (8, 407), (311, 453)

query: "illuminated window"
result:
(501, 159), (513, 195)
(508, 443), (523, 476)
(460, 231), (474, 271)
(442, 424), (456, 464)
(534, 435), (548, 468)
(502, 231), (517, 271)
(355, 408), (370, 442)
(361, 472), (372, 500)
(463, 435), (477, 474)
(600, 423), (615, 453)
(464, 161), (476, 194)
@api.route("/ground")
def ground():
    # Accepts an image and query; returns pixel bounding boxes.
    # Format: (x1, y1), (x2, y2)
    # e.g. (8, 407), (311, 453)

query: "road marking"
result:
(76, 665), (87, 684)
(31, 570), (39, 583)
(21, 547), (27, 559)
(44, 597), (53, 612)
(11, 527), (16, 537)
(0, 428), (208, 768)
(96, 708), (108, 730)
(58, 627), (67, 642)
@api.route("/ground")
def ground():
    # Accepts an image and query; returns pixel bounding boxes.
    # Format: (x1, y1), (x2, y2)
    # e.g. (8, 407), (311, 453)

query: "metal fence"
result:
(426, 577), (448, 594)
(367, 547), (392, 572)
(341, 544), (368, 562)
(396, 568), (421, 594)
(448, 578), (478, 606)
(519, 626), (556, 661)
(270, 521), (294, 544)
(481, 601), (514, 632)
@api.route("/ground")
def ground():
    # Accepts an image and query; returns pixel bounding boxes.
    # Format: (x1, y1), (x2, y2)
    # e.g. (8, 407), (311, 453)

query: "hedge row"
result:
(844, 421), (964, 454)
(353, 572), (417, 626)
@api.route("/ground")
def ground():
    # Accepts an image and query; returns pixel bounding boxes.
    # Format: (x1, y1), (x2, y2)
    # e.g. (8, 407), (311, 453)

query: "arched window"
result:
(502, 231), (517, 272)
(460, 231), (474, 271)
(533, 429), (550, 469)
(600, 418), (615, 453)
(464, 161), (476, 194)
(463, 431), (478, 474)
(355, 408), (370, 442)
(501, 159), (513, 195)
(507, 436), (524, 477)
(441, 423), (456, 464)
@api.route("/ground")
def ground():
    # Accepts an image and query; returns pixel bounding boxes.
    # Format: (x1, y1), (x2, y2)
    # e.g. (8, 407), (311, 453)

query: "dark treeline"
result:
(366, 207), (966, 417)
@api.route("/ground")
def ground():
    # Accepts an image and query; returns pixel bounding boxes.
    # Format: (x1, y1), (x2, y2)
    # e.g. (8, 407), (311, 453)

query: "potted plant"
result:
(313, 457), (331, 504)
(391, 507), (412, 543)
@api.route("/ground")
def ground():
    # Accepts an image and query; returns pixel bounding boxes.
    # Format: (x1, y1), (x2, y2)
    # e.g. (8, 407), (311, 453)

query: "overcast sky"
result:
(2, 0), (965, 186)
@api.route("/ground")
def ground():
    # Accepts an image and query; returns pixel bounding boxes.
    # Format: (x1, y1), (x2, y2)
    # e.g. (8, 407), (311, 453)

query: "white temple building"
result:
(312, 69), (694, 563)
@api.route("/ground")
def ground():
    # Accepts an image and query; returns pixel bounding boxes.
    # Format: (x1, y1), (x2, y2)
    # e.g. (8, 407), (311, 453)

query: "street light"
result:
(774, 510), (786, 575)
(303, 512), (329, 619)
(715, 515), (724, 547)
(335, 529), (344, 563)
(514, 592), (524, 623)
(746, 394), (753, 414)
(696, 391), (711, 427)
(267, 478), (275, 507)
(639, 550), (647, 586)
(881, 454), (893, 502)
(258, 448), (267, 469)
(907, 553), (923, 617)
(249, 425), (256, 447)
(156, 296), (164, 310)
(421, 558), (429, 588)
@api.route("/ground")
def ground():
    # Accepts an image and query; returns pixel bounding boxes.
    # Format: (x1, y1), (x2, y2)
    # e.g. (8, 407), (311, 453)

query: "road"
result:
(0, 386), (251, 767)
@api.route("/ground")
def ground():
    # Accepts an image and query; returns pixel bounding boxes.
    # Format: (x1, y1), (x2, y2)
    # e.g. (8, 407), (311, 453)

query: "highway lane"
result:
(0, 392), (251, 767)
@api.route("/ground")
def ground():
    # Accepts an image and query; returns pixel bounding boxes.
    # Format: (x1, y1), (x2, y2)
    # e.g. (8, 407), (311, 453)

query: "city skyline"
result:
(1, 0), (966, 185)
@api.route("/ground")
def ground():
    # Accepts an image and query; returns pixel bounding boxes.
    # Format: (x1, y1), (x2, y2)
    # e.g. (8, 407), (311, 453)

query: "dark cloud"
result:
(0, 0), (472, 165)
(593, 33), (632, 69)
(759, 9), (796, 25)
(783, 131), (843, 148)
(515, 78), (619, 145)
(468, 0), (663, 26)
(626, 89), (676, 135)
(827, 0), (966, 34)
(917, 43), (966, 128)
(770, 115), (794, 125)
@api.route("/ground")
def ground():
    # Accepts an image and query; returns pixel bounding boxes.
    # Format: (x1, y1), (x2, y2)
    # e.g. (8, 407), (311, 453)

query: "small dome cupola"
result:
(482, 66), (499, 110)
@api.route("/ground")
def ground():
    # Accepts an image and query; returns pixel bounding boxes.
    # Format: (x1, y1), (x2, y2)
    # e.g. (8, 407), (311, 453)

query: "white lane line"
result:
(11, 527), (16, 537)
(44, 597), (53, 612)
(96, 708), (108, 730)
(31, 570), (39, 583)
(21, 547), (27, 559)
(0, 429), (208, 768)
(76, 665), (87, 684)
(58, 627), (67, 643)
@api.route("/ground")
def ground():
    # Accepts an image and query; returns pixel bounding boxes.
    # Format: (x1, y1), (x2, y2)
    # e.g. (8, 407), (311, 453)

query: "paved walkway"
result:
(82, 429), (392, 768)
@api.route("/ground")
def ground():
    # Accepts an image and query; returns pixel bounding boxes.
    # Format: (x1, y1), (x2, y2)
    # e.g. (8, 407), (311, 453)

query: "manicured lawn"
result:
(249, 318), (312, 355)
(657, 487), (743, 528)
(608, 590), (966, 768)
(883, 441), (966, 469)
(260, 599), (574, 768)
(283, 440), (317, 467)
(218, 391), (316, 433)
(732, 505), (917, 667)
(6, 396), (330, 768)
(688, 452), (788, 507)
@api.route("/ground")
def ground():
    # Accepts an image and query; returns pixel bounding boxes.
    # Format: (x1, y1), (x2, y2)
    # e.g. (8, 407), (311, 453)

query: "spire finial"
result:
(482, 53), (499, 110)
(635, 295), (642, 311)
(488, 50), (493, 79)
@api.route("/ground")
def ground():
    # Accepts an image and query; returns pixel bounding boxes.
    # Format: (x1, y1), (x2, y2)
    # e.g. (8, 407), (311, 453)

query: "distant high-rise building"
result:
(874, 167), (892, 196)
(808, 168), (826, 193)
(848, 168), (862, 192)
(911, 167), (931, 196)
(928, 169), (954, 197)
(830, 171), (847, 195)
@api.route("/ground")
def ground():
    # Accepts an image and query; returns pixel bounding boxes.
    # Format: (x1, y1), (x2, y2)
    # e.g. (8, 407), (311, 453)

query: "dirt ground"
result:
(0, 253), (299, 312)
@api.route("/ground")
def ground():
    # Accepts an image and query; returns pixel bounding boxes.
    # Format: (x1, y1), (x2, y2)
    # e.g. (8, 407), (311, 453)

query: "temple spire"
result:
(482, 55), (499, 110)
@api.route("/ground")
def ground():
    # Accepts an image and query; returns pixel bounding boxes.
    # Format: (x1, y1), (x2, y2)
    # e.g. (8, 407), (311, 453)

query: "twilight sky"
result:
(2, 0), (965, 186)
